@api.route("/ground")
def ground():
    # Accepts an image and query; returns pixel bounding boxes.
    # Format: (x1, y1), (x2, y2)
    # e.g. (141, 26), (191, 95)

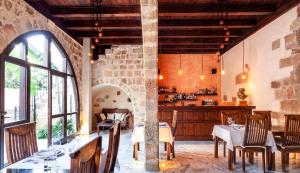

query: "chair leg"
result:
(233, 147), (237, 164)
(223, 141), (226, 157)
(262, 150), (266, 173)
(242, 150), (246, 172)
(239, 150), (242, 157)
(281, 151), (286, 172)
(172, 142), (175, 158)
(286, 152), (289, 166)
(164, 142), (167, 151)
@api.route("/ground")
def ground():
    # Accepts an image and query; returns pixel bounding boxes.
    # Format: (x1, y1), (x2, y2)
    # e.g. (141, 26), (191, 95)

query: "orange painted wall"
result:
(158, 54), (221, 104)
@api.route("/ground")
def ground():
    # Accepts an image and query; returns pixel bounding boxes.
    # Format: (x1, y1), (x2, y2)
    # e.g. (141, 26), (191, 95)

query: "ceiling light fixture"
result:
(200, 55), (205, 80)
(242, 40), (246, 80)
(178, 51), (183, 75)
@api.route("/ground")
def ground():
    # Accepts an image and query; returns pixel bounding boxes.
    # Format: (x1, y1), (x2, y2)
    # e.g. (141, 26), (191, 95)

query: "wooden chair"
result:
(220, 111), (244, 159)
(236, 114), (269, 173)
(70, 136), (102, 173)
(171, 110), (178, 158)
(5, 122), (38, 165)
(164, 110), (178, 159)
(277, 114), (300, 172)
(99, 122), (121, 173)
(253, 110), (272, 130)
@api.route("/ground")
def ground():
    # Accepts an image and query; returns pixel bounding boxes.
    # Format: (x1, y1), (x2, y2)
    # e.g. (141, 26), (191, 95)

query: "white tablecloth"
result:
(131, 122), (174, 144)
(4, 133), (101, 170)
(212, 125), (277, 153)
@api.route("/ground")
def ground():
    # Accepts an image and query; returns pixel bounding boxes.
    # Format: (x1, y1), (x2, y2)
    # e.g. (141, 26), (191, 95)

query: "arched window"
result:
(0, 31), (79, 151)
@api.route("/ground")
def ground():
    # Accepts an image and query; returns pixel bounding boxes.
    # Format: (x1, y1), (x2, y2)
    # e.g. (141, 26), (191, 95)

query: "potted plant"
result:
(237, 88), (248, 106)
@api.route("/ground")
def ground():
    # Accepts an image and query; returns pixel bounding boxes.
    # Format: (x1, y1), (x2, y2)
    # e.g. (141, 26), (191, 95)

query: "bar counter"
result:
(158, 105), (255, 140)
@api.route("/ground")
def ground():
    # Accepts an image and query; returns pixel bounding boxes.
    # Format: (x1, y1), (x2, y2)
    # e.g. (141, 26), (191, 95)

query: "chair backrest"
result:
(220, 111), (244, 125)
(243, 114), (269, 146)
(282, 114), (300, 146)
(70, 136), (102, 173)
(172, 110), (178, 136)
(99, 122), (121, 173)
(5, 122), (38, 165)
(253, 110), (272, 130)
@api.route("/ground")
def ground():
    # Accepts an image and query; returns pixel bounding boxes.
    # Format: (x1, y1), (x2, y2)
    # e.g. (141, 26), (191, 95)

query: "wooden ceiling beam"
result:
(75, 30), (242, 38)
(64, 19), (256, 28)
(94, 38), (235, 45)
(51, 4), (275, 15)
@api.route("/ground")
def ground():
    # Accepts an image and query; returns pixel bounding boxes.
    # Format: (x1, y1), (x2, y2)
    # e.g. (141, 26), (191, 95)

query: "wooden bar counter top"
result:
(158, 105), (255, 140)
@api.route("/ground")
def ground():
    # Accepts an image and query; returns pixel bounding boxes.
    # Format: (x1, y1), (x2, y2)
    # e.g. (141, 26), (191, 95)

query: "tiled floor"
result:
(101, 131), (300, 173)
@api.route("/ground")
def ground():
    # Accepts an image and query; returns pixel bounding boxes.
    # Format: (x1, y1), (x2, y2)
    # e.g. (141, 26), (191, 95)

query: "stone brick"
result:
(272, 39), (280, 50)
(279, 57), (293, 68)
(285, 33), (300, 50)
(271, 81), (281, 88)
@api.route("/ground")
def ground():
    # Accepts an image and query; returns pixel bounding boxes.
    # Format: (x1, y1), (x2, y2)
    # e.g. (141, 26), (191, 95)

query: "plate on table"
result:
(35, 149), (63, 159)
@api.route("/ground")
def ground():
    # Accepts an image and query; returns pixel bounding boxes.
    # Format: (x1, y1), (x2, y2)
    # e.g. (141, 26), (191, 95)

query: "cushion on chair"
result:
(107, 113), (115, 120)
(100, 113), (106, 121)
(114, 113), (123, 121)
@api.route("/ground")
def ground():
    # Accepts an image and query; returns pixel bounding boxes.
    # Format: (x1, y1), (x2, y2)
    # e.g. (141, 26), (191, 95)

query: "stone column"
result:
(140, 0), (159, 171)
(80, 38), (93, 134)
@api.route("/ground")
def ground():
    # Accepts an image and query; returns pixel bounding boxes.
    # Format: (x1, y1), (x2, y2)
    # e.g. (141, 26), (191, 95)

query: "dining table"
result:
(212, 124), (277, 171)
(131, 122), (174, 160)
(0, 134), (101, 173)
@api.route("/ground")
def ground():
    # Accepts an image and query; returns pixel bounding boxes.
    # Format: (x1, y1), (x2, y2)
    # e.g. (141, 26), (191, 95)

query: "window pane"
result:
(52, 75), (64, 115)
(4, 62), (26, 124)
(9, 43), (25, 60)
(51, 41), (66, 72)
(30, 67), (48, 149)
(67, 114), (77, 136)
(67, 62), (72, 75)
(52, 117), (64, 141)
(27, 34), (48, 66)
(67, 77), (77, 113)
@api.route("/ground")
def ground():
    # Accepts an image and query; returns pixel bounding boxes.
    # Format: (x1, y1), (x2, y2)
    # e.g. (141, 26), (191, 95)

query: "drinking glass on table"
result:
(227, 117), (233, 125)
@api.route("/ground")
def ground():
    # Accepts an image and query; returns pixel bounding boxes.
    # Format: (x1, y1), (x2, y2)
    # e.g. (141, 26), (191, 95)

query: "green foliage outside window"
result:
(37, 118), (75, 139)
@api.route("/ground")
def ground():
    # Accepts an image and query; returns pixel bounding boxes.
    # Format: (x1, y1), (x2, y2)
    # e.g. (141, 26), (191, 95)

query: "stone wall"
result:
(221, 5), (299, 125)
(271, 7), (300, 115)
(92, 45), (146, 124)
(0, 0), (83, 110)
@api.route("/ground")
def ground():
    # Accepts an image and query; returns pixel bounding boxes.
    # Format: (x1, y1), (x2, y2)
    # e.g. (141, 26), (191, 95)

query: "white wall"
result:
(222, 6), (297, 112)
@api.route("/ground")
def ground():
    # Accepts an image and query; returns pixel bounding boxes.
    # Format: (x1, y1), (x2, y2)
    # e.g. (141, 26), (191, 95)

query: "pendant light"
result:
(178, 51), (183, 75)
(221, 49), (225, 75)
(200, 55), (205, 80)
(242, 40), (246, 79)
(158, 44), (163, 80)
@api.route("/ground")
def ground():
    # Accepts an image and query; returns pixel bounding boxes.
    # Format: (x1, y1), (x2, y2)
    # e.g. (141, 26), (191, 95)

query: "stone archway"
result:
(92, 82), (143, 125)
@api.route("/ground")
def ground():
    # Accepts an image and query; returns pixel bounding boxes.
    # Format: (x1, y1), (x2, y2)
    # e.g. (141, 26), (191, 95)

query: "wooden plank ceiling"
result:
(25, 0), (300, 54)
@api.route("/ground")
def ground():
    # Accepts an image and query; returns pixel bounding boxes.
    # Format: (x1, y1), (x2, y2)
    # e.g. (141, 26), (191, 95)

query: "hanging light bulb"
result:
(223, 26), (228, 31)
(91, 44), (95, 49)
(88, 51), (93, 57)
(220, 20), (224, 26)
(221, 70), (225, 75)
(225, 37), (230, 42)
(178, 53), (183, 75)
(200, 55), (205, 80)
(159, 74), (163, 80)
(95, 21), (99, 26)
(95, 37), (99, 43)
(226, 31), (230, 36)
(200, 74), (205, 80)
(178, 69), (182, 75)
(90, 59), (95, 64)
(98, 31), (103, 37)
(242, 73), (246, 79)
(220, 43), (224, 49)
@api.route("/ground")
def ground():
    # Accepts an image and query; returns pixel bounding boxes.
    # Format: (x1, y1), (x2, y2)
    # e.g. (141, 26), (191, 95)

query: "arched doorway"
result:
(92, 85), (135, 130)
(0, 30), (80, 168)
